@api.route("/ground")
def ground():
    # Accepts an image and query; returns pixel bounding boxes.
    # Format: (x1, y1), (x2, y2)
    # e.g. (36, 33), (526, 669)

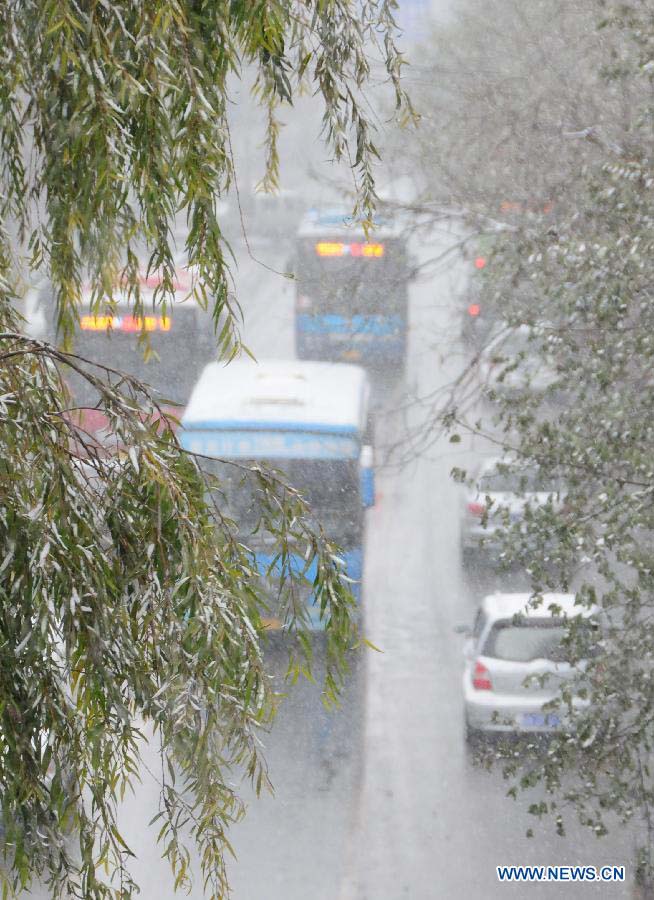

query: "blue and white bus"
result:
(292, 209), (410, 370)
(180, 359), (374, 629)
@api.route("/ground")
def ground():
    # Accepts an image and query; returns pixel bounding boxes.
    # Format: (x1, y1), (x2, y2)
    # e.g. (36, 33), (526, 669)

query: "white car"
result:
(461, 593), (599, 742)
(460, 456), (564, 563)
(478, 324), (560, 400)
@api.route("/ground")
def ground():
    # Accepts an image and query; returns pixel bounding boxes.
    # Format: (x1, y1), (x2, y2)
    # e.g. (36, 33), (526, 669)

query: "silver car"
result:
(460, 456), (563, 563)
(478, 323), (560, 401)
(461, 593), (598, 742)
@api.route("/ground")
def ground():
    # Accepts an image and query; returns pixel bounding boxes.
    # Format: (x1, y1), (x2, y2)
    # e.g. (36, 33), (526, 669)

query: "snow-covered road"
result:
(21, 221), (634, 900)
(222, 224), (633, 899)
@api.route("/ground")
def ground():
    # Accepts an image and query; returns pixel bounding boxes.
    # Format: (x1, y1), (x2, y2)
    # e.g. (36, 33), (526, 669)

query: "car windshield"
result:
(486, 329), (555, 373)
(201, 457), (362, 549)
(490, 328), (539, 356)
(483, 619), (599, 663)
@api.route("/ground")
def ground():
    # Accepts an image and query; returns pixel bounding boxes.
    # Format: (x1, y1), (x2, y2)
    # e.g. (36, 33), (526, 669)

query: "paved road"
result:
(21, 219), (634, 900)
(217, 224), (635, 899)
(336, 231), (634, 900)
(18, 3), (638, 897)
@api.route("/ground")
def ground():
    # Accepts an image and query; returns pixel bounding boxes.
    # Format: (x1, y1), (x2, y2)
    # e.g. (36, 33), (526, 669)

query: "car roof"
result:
(182, 358), (370, 433)
(476, 455), (512, 476)
(474, 455), (535, 480)
(481, 593), (598, 621)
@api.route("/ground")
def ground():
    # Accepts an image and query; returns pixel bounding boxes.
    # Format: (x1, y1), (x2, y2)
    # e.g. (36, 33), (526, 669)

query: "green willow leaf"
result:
(0, 1), (411, 897)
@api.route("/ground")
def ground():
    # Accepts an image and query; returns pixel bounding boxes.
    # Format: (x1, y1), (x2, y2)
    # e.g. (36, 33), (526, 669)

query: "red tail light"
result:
(472, 660), (492, 691)
(468, 303), (481, 317)
(591, 662), (605, 686)
(467, 502), (485, 517)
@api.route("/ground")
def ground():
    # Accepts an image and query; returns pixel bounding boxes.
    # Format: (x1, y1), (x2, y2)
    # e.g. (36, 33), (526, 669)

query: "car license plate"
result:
(521, 712), (560, 728)
(342, 349), (361, 361)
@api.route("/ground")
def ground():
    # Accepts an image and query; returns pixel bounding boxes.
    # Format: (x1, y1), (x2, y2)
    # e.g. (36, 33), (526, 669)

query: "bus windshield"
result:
(202, 457), (363, 550)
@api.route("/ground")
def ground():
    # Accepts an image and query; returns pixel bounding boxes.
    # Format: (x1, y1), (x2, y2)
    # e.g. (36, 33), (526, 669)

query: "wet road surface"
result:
(222, 225), (634, 899)
(23, 223), (635, 898)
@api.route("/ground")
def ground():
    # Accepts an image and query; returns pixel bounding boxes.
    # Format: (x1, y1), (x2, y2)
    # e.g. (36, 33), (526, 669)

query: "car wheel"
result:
(465, 720), (488, 759)
(465, 719), (484, 749)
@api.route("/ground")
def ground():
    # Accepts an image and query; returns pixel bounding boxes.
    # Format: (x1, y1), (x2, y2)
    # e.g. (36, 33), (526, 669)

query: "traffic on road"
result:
(23, 201), (633, 897)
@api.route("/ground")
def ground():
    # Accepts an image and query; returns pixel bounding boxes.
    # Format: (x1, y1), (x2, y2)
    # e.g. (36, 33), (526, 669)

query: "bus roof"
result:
(296, 208), (403, 240)
(76, 265), (202, 309)
(182, 358), (370, 434)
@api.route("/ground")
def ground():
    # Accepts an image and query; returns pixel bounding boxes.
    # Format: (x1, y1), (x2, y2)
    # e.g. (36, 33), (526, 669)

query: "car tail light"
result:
(472, 660), (492, 690)
(297, 294), (312, 310)
(468, 303), (481, 317)
(591, 662), (605, 687)
(467, 501), (485, 517)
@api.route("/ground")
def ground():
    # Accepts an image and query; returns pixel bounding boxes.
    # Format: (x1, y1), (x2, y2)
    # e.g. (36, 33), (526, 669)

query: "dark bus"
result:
(292, 209), (410, 370)
(36, 269), (214, 437)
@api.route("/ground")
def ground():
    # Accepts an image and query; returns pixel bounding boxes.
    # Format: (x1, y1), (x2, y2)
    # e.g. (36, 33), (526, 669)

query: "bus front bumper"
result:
(296, 331), (406, 366)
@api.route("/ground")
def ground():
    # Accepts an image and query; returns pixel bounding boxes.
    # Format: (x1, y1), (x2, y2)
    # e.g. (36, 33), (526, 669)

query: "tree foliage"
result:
(0, 1), (411, 896)
(413, 0), (654, 886)
(2, 0), (409, 347)
(401, 0), (637, 219)
(472, 147), (654, 878)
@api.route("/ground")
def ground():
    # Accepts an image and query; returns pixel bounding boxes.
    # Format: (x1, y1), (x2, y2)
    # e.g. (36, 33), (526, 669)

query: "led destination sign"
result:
(314, 242), (385, 258)
(80, 315), (172, 333)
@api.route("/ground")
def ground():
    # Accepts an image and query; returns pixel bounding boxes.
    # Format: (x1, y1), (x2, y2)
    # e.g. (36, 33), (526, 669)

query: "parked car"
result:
(460, 592), (600, 744)
(478, 323), (560, 401)
(460, 456), (564, 564)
